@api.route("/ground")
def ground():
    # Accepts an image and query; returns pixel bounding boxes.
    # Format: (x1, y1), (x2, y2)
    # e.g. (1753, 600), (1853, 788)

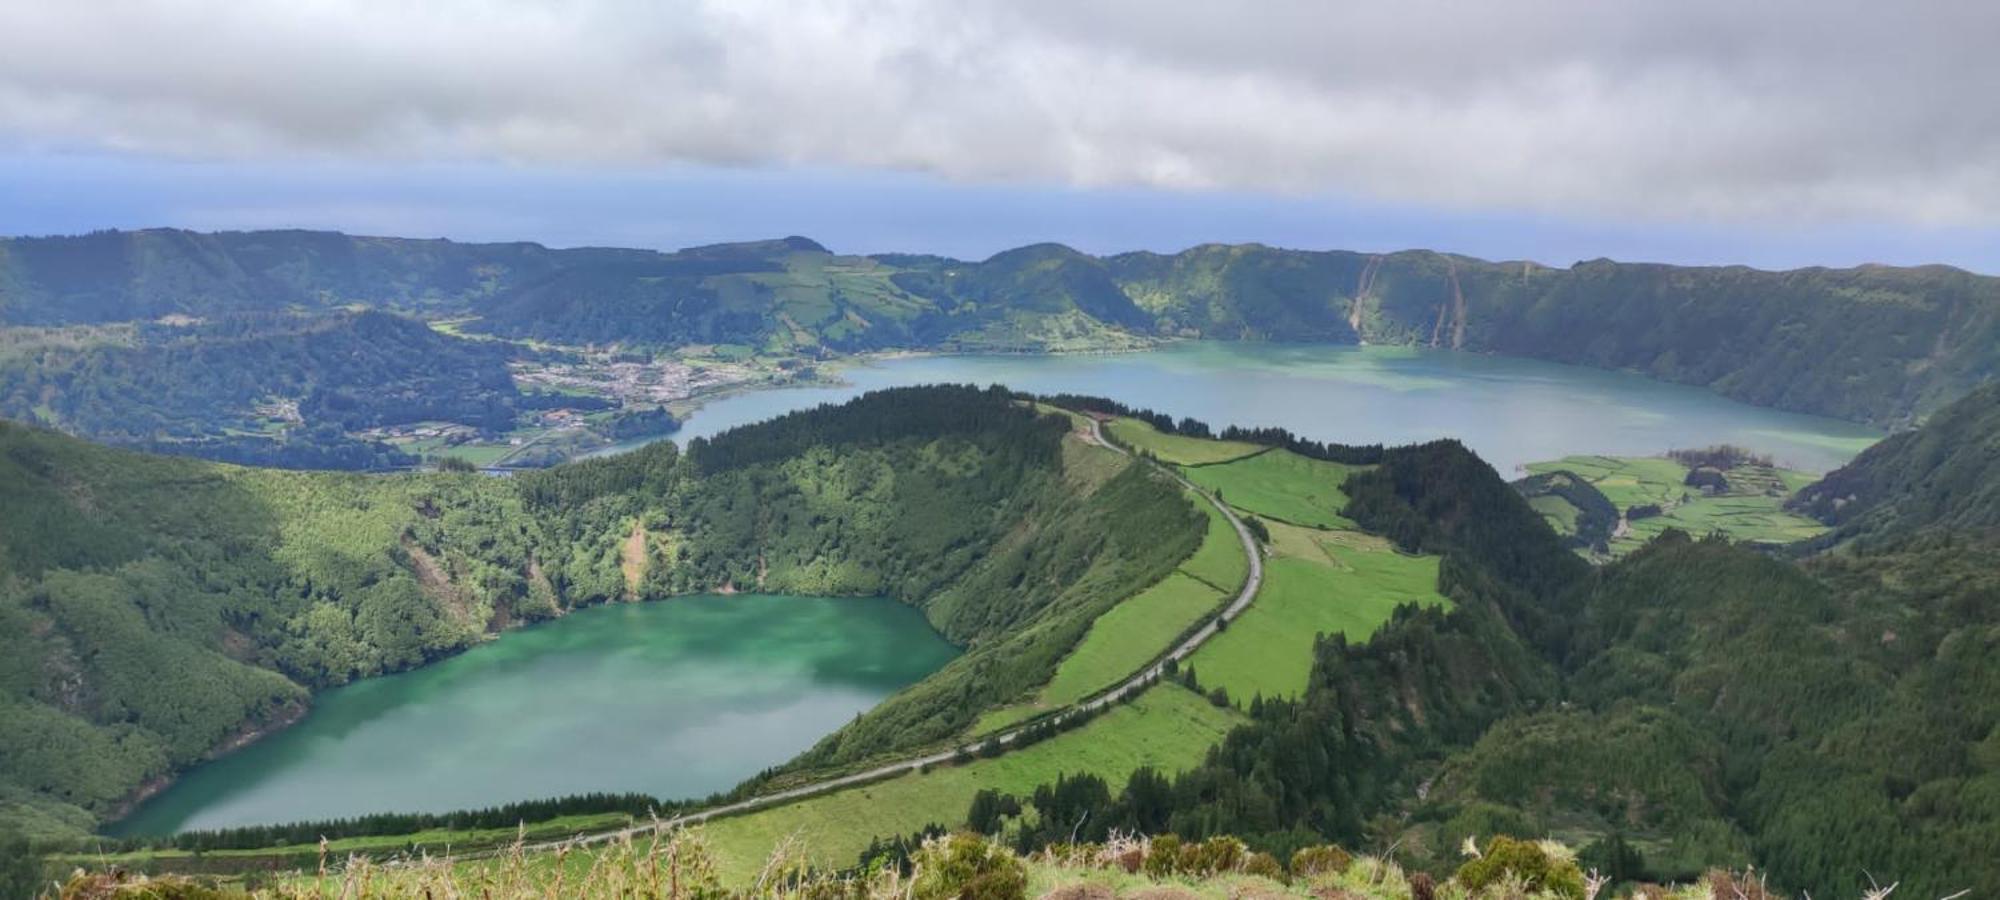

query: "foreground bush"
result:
(1456, 836), (1587, 899)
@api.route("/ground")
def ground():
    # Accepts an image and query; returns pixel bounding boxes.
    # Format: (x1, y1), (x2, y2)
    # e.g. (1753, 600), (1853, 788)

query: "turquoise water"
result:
(665, 343), (1882, 474)
(110, 595), (957, 835)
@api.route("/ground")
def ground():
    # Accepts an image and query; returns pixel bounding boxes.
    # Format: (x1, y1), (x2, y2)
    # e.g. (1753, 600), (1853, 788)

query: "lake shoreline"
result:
(104, 593), (958, 838)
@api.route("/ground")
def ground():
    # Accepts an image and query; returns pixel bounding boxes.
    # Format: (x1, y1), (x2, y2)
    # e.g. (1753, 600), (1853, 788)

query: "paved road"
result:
(523, 416), (1264, 852)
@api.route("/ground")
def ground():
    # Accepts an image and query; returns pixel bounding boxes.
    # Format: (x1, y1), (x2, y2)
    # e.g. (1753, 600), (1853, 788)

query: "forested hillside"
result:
(1789, 380), (2000, 539)
(6, 228), (1997, 425)
(0, 386), (1203, 846)
(995, 403), (2000, 898)
(0, 311), (526, 468)
(1111, 247), (2000, 425)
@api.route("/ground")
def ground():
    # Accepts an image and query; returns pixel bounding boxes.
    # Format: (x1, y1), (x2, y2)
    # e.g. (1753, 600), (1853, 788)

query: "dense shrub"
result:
(910, 833), (1026, 900)
(1455, 837), (1586, 899)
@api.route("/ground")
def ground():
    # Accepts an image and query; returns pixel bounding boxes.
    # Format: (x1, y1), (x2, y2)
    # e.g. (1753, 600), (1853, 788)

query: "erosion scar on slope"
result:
(1349, 254), (1382, 335)
(401, 535), (483, 629)
(621, 521), (648, 599)
(1446, 257), (1468, 351)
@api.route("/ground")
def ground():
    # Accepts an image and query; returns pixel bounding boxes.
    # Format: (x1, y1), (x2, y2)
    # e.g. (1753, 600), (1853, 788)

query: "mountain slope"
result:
(998, 404), (2000, 897)
(1789, 380), (2000, 539)
(7, 228), (2000, 424)
(0, 386), (1204, 844)
(0, 228), (662, 324)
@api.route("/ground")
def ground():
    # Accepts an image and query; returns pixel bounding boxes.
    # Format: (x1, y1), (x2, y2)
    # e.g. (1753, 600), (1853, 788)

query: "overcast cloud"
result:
(0, 1), (1995, 225)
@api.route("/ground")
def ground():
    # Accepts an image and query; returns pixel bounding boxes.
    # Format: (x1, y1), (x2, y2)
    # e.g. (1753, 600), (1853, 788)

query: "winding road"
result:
(526, 415), (1264, 851)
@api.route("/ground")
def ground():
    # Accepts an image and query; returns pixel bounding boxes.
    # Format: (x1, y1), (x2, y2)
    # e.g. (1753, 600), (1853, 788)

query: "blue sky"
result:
(3, 2), (1996, 271)
(6, 152), (1996, 272)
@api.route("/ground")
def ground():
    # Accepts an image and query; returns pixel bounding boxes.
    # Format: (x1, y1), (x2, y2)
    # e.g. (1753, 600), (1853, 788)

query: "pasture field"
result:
(1104, 418), (1261, 465)
(1179, 449), (1363, 529)
(1038, 572), (1225, 708)
(699, 684), (1243, 881)
(1190, 522), (1446, 704)
(1178, 490), (1249, 590)
(1527, 493), (1581, 533)
(1523, 454), (1827, 553)
(973, 488), (1241, 734)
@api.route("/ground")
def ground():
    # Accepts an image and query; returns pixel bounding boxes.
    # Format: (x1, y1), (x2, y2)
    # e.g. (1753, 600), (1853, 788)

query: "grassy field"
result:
(1190, 522), (1447, 704)
(1524, 455), (1828, 554)
(1527, 493), (1581, 533)
(1039, 572), (1224, 708)
(699, 684), (1243, 881)
(973, 488), (1240, 734)
(1179, 490), (1248, 590)
(1525, 455), (1691, 510)
(1180, 449), (1363, 529)
(1622, 495), (1828, 548)
(1104, 418), (1261, 465)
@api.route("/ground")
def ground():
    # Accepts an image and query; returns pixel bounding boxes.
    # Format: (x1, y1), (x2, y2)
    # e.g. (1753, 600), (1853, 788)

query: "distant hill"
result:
(5, 228), (1999, 424)
(0, 228), (660, 324)
(0, 310), (525, 468)
(1790, 380), (2000, 539)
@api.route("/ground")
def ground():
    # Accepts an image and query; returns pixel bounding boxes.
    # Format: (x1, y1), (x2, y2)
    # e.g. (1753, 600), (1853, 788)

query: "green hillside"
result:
(0, 386), (1206, 846)
(1790, 379), (2000, 540)
(0, 311), (532, 468)
(10, 387), (2000, 898)
(993, 402), (2000, 897)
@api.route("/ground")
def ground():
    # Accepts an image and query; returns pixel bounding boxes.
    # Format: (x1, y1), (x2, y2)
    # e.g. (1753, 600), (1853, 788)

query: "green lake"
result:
(110, 595), (957, 835)
(660, 342), (1883, 475)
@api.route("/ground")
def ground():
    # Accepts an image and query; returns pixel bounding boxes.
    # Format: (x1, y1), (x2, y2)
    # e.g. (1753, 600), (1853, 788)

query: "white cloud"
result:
(1, 0), (1994, 224)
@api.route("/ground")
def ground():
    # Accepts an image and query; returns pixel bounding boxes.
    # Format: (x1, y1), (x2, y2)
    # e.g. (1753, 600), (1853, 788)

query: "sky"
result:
(2, 0), (1997, 270)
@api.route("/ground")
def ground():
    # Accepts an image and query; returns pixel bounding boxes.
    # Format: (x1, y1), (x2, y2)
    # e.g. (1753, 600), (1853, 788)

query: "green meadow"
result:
(699, 684), (1243, 881)
(1180, 449), (1364, 529)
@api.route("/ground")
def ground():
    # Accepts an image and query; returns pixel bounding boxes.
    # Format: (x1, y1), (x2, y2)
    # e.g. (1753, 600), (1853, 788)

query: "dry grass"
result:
(47, 832), (1944, 900)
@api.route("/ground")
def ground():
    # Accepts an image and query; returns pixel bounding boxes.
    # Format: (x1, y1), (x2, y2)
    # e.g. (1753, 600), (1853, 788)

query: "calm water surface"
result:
(112, 595), (956, 835)
(660, 343), (1881, 474)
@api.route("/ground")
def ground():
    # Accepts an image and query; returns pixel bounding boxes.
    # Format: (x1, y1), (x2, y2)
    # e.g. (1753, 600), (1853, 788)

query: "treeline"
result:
(108, 793), (671, 853)
(689, 384), (1060, 474)
(1667, 444), (1773, 471)
(1032, 392), (1385, 465)
(127, 431), (416, 470)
